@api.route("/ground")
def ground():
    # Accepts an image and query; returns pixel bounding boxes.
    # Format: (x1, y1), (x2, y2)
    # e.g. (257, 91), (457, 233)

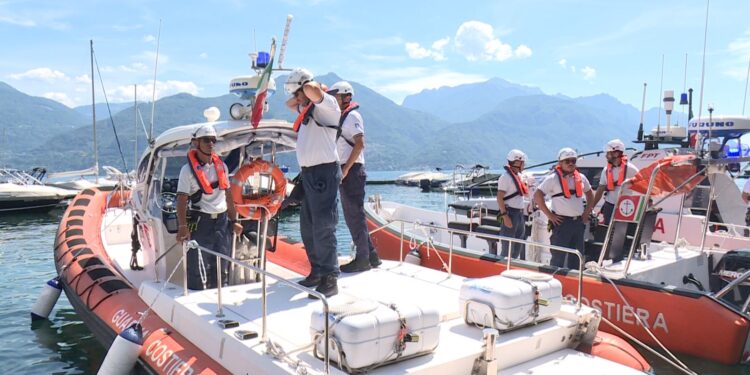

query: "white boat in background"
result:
(0, 168), (77, 213)
(395, 170), (450, 187)
(46, 165), (125, 191)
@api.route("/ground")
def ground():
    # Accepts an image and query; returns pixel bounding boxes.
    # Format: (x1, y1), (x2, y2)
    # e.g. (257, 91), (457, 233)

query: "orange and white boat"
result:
(364, 117), (750, 366)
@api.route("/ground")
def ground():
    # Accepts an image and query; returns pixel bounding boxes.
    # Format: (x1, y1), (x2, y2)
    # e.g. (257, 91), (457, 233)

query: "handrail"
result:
(705, 220), (750, 237)
(182, 241), (332, 374)
(366, 217), (584, 309)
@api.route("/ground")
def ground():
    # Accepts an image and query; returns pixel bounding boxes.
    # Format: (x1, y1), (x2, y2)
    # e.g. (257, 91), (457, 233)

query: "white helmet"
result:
(193, 124), (217, 139)
(284, 68), (314, 95)
(506, 149), (527, 163)
(605, 139), (626, 153)
(329, 81), (354, 96)
(557, 147), (578, 161)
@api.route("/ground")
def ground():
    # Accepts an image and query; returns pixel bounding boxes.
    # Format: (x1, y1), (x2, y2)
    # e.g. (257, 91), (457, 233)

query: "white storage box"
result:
(310, 298), (440, 371)
(459, 270), (562, 331)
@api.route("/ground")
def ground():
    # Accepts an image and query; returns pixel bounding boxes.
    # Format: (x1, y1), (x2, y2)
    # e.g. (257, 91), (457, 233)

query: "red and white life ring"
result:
(230, 159), (287, 220)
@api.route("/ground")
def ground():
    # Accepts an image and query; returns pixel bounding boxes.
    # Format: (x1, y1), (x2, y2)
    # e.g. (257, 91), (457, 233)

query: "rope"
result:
(197, 245), (208, 289)
(137, 254), (185, 325)
(584, 262), (695, 374)
(265, 339), (315, 374)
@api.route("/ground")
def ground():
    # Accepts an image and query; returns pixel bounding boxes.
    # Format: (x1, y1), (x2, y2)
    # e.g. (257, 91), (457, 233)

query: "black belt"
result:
(190, 211), (226, 220)
(553, 212), (581, 220)
(341, 162), (362, 167)
(300, 161), (338, 171)
(506, 207), (522, 212)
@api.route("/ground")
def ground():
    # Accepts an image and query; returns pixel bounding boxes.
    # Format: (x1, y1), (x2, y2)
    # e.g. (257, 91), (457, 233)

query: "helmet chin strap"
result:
(197, 147), (213, 158)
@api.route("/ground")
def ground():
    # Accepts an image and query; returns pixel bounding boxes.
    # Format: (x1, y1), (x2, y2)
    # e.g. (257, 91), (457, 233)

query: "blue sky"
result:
(2, 0), (750, 117)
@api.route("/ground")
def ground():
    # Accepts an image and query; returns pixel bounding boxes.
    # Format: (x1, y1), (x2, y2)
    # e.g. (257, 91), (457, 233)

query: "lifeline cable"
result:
(93, 51), (129, 172)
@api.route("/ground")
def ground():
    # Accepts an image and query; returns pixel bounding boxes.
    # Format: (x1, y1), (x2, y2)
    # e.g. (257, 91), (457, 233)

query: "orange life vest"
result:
(502, 165), (528, 200)
(554, 165), (583, 198)
(187, 149), (229, 194)
(338, 101), (360, 147)
(605, 156), (628, 191)
(292, 103), (313, 132)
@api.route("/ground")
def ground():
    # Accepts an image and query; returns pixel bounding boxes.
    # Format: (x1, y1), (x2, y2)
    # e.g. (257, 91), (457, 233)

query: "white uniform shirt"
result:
(598, 162), (640, 204)
(177, 162), (228, 214)
(539, 171), (591, 216)
(296, 93), (341, 167)
(744, 179), (750, 208)
(337, 109), (365, 165)
(497, 173), (525, 210)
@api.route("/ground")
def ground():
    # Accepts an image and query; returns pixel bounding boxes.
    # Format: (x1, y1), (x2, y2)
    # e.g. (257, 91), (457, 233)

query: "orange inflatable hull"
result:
(367, 216), (750, 365)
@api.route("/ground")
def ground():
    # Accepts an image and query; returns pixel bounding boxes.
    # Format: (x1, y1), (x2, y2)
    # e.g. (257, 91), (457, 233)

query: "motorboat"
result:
(364, 101), (750, 366)
(38, 31), (651, 374)
(46, 165), (124, 191)
(0, 168), (77, 213)
(395, 170), (450, 187)
(441, 164), (501, 196)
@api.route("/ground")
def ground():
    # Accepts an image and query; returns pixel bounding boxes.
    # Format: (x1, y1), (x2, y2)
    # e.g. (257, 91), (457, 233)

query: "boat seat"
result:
(474, 225), (501, 255)
(447, 221), (476, 248)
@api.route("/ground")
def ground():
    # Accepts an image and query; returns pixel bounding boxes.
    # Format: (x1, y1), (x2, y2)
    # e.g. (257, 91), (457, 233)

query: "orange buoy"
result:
(231, 159), (287, 220)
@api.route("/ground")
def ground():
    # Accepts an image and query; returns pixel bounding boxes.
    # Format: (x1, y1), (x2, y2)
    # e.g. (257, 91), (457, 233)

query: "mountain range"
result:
(0, 75), (690, 172)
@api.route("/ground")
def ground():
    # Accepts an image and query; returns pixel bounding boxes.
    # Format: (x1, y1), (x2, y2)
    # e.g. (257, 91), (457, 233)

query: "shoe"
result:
(369, 251), (382, 268)
(298, 274), (321, 288)
(309, 274), (338, 299)
(340, 257), (371, 273)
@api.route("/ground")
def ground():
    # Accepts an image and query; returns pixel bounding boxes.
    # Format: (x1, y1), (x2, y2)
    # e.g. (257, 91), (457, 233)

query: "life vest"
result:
(337, 101), (360, 147)
(501, 165), (528, 200)
(292, 99), (341, 133)
(187, 149), (229, 195)
(605, 156), (628, 191)
(552, 165), (583, 198)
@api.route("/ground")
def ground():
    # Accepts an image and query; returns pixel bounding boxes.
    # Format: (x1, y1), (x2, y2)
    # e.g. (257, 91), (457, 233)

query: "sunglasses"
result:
(562, 159), (577, 164)
(200, 137), (217, 144)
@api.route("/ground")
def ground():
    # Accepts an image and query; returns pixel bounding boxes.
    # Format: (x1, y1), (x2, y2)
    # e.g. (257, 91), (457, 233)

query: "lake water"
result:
(0, 170), (742, 374)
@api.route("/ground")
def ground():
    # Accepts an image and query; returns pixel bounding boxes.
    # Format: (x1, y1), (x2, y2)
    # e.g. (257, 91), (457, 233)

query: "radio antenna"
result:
(278, 15), (293, 69)
(148, 19), (162, 144)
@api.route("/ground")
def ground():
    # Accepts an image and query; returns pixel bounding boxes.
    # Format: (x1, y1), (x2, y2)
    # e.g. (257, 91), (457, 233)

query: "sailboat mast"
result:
(90, 40), (99, 184)
(134, 84), (138, 173)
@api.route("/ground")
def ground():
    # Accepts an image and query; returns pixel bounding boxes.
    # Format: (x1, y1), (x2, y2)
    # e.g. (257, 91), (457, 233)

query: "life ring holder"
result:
(230, 159), (287, 220)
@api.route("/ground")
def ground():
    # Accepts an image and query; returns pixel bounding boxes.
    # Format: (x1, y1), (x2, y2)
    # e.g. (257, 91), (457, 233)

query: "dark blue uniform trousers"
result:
(340, 163), (375, 260)
(300, 162), (341, 277)
(500, 207), (526, 260)
(188, 212), (230, 290)
(549, 216), (585, 269)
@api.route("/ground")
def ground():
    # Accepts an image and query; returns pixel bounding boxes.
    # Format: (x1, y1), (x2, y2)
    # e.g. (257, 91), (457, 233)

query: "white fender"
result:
(31, 277), (62, 321)
(97, 323), (143, 375)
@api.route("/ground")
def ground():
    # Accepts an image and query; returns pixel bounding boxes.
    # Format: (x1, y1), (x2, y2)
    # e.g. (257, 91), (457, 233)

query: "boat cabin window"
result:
(577, 167), (602, 190)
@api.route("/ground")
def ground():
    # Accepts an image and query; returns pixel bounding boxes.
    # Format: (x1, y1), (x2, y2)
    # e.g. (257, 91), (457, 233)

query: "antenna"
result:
(149, 19), (162, 144)
(743, 56), (750, 115)
(278, 15), (294, 69)
(134, 84), (138, 173)
(656, 54), (665, 140)
(697, 0), (710, 122)
(90, 40), (99, 184)
(682, 53), (688, 117)
(637, 82), (647, 141)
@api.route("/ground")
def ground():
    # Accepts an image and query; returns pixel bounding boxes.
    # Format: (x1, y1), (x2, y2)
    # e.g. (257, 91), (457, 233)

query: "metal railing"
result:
(176, 202), (332, 374)
(366, 217), (585, 309)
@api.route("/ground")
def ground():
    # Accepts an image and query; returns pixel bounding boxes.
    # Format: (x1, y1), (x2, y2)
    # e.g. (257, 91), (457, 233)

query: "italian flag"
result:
(251, 40), (276, 128)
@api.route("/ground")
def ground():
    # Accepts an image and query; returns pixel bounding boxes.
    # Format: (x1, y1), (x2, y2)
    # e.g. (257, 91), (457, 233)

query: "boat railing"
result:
(704, 220), (750, 238)
(182, 241), (330, 374)
(367, 217), (584, 309)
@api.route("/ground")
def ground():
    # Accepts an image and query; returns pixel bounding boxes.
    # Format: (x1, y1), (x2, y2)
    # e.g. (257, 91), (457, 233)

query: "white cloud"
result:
(723, 30), (750, 80)
(74, 74), (90, 84)
(405, 37), (449, 61)
(43, 92), (75, 107)
(0, 14), (35, 27)
(199, 52), (208, 59)
(454, 21), (531, 62)
(9, 68), (68, 81)
(558, 59), (568, 68)
(143, 35), (156, 43)
(108, 80), (200, 102)
(514, 45), (532, 58)
(365, 67), (487, 103)
(133, 51), (169, 65)
(581, 66), (597, 80)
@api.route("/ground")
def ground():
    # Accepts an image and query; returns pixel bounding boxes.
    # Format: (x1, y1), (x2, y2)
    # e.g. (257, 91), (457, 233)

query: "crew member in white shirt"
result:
(742, 178), (750, 236)
(496, 149), (530, 260)
(534, 148), (594, 269)
(328, 81), (381, 273)
(285, 68), (342, 298)
(588, 139), (639, 224)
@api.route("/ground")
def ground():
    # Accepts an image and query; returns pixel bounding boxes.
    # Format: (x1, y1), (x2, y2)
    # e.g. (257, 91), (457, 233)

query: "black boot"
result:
(309, 274), (338, 299)
(369, 251), (382, 268)
(340, 257), (371, 273)
(298, 274), (321, 288)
